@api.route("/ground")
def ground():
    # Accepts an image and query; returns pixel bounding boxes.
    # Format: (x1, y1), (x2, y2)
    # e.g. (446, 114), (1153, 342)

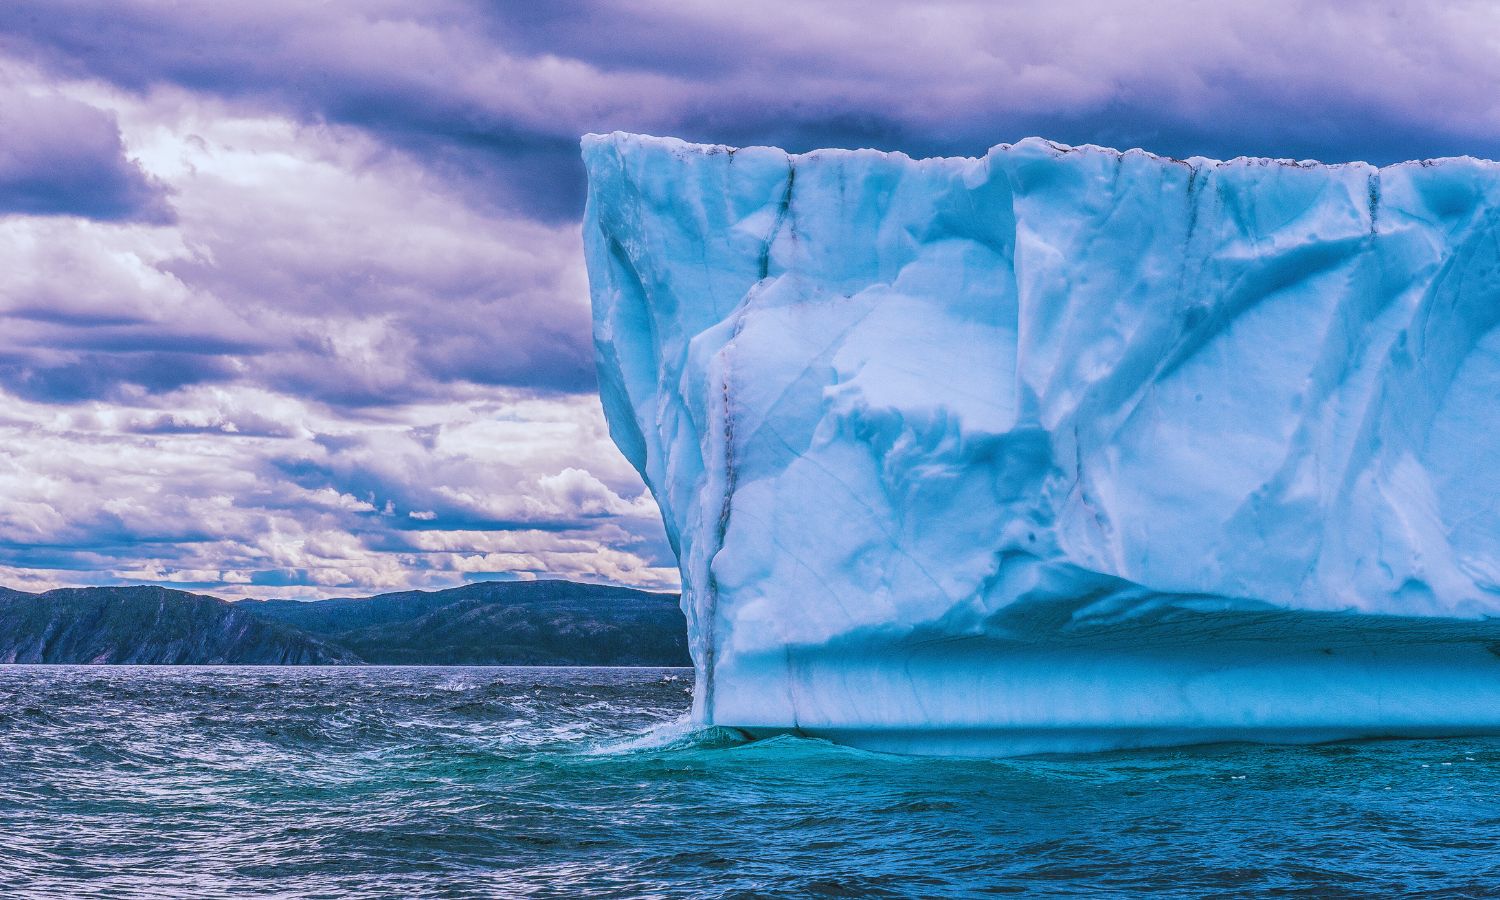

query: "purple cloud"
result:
(1, 0), (1498, 596)
(0, 87), (171, 222)
(5, 1), (1498, 225)
(0, 349), (236, 403)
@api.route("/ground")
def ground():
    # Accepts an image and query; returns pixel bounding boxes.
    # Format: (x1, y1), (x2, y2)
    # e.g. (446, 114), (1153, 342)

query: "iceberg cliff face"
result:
(582, 132), (1500, 755)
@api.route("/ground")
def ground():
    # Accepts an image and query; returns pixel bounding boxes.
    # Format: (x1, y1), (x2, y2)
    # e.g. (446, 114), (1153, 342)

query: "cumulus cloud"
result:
(0, 91), (593, 406)
(0, 80), (172, 222)
(1, 0), (1499, 597)
(0, 386), (676, 598)
(0, 76), (657, 596)
(5, 1), (1500, 224)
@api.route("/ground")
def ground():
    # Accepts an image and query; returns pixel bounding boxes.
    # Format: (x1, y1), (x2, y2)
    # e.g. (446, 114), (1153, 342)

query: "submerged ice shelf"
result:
(581, 132), (1500, 755)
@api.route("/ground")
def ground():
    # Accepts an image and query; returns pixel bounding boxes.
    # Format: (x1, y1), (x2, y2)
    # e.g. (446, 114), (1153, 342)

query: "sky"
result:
(1, 0), (1497, 599)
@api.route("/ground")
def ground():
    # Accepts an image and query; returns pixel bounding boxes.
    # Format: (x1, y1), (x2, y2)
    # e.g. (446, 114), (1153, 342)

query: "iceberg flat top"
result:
(583, 130), (1500, 174)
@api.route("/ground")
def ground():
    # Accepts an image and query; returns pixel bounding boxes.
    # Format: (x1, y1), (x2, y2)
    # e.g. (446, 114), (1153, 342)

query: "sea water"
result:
(0, 666), (1495, 898)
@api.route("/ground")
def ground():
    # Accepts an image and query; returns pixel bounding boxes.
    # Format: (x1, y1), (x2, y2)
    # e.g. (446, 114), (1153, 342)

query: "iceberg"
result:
(581, 132), (1500, 756)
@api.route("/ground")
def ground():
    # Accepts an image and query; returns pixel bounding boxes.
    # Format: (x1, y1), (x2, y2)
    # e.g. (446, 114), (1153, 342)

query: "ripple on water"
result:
(0, 665), (1497, 898)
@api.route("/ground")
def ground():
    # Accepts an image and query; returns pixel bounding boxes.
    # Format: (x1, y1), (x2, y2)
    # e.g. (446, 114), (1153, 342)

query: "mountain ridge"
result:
(0, 580), (688, 666)
(0, 586), (356, 664)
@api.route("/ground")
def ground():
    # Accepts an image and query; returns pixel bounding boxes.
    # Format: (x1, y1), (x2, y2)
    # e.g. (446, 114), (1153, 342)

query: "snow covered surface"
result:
(581, 132), (1500, 755)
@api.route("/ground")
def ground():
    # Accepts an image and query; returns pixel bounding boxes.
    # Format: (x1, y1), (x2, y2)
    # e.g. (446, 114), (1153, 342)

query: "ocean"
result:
(0, 666), (1495, 898)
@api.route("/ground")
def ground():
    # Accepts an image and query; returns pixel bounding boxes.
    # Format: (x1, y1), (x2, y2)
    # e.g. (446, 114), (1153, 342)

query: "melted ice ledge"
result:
(582, 133), (1500, 755)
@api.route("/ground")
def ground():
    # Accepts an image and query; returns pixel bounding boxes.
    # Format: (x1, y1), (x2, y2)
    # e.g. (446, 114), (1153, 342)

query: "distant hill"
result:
(0, 586), (356, 664)
(0, 580), (689, 666)
(241, 580), (690, 666)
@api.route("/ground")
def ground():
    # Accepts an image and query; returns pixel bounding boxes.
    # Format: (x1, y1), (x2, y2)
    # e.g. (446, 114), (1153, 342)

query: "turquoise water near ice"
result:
(1, 666), (1497, 898)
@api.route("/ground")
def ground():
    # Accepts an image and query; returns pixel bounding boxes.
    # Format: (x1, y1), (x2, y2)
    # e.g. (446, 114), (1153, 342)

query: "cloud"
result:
(0, 349), (237, 403)
(2, 1), (1500, 597)
(5, 1), (1500, 228)
(0, 385), (677, 598)
(0, 82), (172, 222)
(0, 95), (594, 405)
(0, 3), (635, 220)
